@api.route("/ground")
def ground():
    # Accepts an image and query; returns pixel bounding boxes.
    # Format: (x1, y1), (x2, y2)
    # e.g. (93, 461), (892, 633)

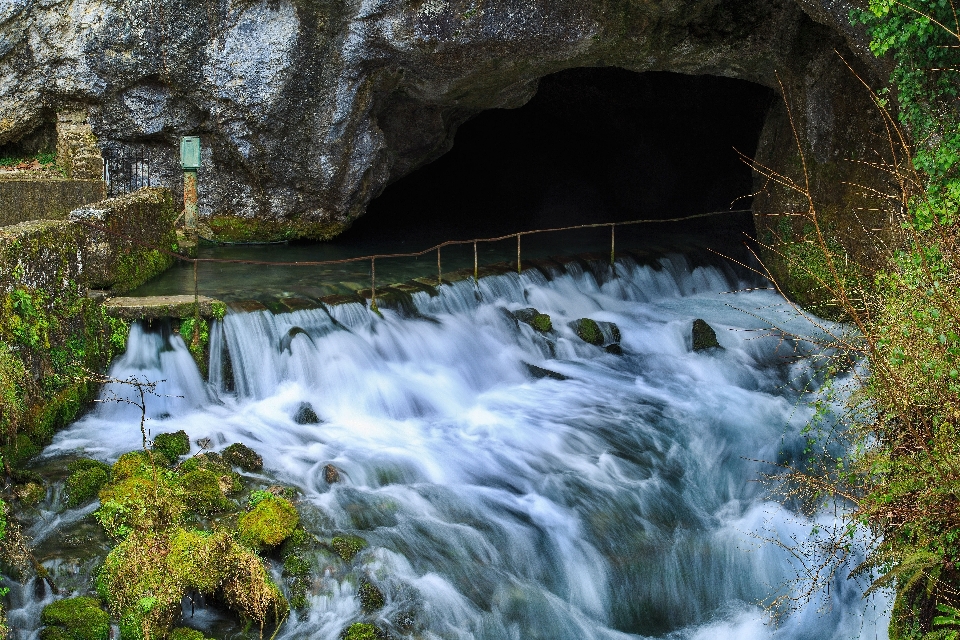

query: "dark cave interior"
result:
(341, 67), (775, 245)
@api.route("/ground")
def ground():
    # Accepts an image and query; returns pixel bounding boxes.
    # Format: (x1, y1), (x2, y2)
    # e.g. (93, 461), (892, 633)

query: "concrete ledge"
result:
(0, 177), (105, 226)
(103, 295), (226, 320)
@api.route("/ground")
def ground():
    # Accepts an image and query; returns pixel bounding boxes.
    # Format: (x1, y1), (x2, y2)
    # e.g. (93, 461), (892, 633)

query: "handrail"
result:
(74, 208), (752, 311)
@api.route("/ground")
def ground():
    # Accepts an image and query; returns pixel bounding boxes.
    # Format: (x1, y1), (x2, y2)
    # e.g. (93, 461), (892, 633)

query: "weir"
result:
(7, 252), (890, 639)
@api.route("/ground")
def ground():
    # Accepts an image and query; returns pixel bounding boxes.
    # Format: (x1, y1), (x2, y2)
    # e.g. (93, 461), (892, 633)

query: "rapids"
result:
(7, 254), (890, 639)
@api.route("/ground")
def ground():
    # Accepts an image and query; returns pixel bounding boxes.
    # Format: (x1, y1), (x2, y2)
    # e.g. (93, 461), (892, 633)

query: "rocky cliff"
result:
(0, 0), (887, 246)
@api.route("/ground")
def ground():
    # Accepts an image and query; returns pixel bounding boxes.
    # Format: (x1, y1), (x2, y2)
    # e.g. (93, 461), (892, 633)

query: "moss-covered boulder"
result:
(40, 596), (110, 640)
(97, 474), (185, 539)
(111, 450), (170, 481)
(513, 308), (553, 333)
(169, 629), (211, 640)
(178, 453), (242, 495)
(341, 623), (380, 640)
(178, 469), (232, 516)
(293, 402), (320, 425)
(358, 579), (385, 612)
(65, 459), (111, 507)
(692, 318), (722, 351)
(281, 527), (318, 609)
(330, 535), (367, 562)
(324, 464), (341, 484)
(98, 528), (287, 640)
(222, 443), (263, 472)
(15, 480), (46, 506)
(574, 318), (604, 346)
(237, 491), (299, 549)
(152, 431), (190, 460)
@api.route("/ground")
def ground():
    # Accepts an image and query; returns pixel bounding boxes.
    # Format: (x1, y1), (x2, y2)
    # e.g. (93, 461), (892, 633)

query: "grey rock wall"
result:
(0, 0), (886, 242)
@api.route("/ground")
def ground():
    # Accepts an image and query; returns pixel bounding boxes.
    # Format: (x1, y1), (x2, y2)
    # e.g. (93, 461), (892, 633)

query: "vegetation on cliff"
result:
(770, 2), (960, 637)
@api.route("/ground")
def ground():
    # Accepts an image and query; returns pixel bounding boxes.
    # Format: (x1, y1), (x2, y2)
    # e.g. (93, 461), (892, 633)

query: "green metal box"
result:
(180, 136), (201, 170)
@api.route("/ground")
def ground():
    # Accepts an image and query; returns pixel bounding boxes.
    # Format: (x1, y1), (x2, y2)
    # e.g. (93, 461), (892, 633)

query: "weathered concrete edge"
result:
(102, 295), (227, 321)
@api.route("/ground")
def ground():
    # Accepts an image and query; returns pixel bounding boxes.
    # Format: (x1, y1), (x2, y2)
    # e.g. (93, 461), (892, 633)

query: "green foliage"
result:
(152, 430), (190, 460)
(330, 535), (367, 562)
(237, 493), (299, 549)
(39, 597), (110, 640)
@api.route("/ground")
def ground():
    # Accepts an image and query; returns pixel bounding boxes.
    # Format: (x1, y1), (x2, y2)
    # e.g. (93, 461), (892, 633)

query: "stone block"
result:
(0, 176), (106, 226)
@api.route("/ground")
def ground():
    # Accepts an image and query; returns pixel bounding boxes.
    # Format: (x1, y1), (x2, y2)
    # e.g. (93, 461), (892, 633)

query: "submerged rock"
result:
(39, 596), (110, 640)
(524, 363), (568, 381)
(324, 464), (342, 484)
(222, 443), (263, 472)
(692, 319), (723, 351)
(331, 535), (368, 562)
(152, 430), (190, 460)
(358, 579), (386, 612)
(514, 308), (553, 333)
(294, 402), (321, 425)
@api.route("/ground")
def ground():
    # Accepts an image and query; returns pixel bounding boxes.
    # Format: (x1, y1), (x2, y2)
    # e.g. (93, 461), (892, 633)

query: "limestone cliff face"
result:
(0, 0), (886, 244)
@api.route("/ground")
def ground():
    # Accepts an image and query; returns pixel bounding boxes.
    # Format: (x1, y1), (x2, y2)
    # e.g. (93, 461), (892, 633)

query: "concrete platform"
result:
(103, 295), (226, 320)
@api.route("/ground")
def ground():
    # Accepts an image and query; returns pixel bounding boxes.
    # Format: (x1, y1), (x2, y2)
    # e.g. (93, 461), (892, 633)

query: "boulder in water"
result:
(223, 442), (263, 472)
(169, 629), (212, 640)
(294, 402), (321, 425)
(574, 318), (603, 345)
(358, 579), (386, 612)
(64, 459), (111, 508)
(178, 469), (233, 515)
(692, 319), (723, 351)
(324, 464), (342, 484)
(514, 308), (553, 333)
(152, 430), (190, 460)
(238, 491), (300, 549)
(40, 596), (110, 640)
(330, 534), (367, 561)
(341, 623), (384, 640)
(15, 480), (45, 506)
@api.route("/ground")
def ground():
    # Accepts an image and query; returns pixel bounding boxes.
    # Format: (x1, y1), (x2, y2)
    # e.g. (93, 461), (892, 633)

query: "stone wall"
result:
(0, 175), (105, 226)
(0, 187), (178, 467)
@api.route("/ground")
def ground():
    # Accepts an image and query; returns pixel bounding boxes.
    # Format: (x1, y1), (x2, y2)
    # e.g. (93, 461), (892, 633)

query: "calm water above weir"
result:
(10, 249), (889, 639)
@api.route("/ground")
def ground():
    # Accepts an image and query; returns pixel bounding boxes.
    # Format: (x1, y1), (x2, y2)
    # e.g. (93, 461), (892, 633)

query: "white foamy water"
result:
(26, 255), (889, 639)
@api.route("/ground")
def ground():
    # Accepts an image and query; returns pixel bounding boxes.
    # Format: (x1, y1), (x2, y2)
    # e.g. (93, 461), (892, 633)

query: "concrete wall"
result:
(0, 175), (105, 226)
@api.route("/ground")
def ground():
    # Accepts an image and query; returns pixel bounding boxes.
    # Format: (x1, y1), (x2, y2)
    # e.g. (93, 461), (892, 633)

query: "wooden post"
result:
(370, 258), (377, 311)
(610, 225), (616, 268)
(517, 234), (521, 274)
(437, 248), (442, 287)
(474, 241), (478, 283)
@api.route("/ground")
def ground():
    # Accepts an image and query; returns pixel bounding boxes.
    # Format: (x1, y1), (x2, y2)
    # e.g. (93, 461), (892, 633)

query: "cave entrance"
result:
(343, 67), (775, 256)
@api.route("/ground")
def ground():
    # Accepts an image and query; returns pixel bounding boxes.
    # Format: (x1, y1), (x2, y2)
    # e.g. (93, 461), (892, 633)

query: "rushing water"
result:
(10, 254), (890, 639)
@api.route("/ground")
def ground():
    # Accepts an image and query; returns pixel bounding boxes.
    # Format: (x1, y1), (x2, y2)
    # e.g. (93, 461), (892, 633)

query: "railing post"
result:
(517, 234), (521, 274)
(610, 224), (616, 268)
(474, 241), (478, 283)
(437, 248), (442, 287)
(370, 257), (377, 312)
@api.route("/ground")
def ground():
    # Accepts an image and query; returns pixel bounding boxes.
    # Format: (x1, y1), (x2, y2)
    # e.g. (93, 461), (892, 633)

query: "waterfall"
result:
(20, 254), (889, 639)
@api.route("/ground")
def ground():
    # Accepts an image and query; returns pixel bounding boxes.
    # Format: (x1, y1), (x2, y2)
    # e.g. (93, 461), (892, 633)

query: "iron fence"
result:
(103, 147), (157, 197)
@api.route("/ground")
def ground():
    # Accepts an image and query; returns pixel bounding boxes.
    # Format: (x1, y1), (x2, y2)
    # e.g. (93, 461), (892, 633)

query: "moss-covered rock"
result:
(238, 492), (299, 549)
(330, 535), (367, 562)
(324, 464), (341, 484)
(15, 480), (46, 506)
(97, 473), (185, 539)
(341, 623), (384, 640)
(692, 319), (722, 351)
(294, 402), (320, 425)
(65, 465), (109, 508)
(178, 454), (242, 496)
(168, 629), (211, 640)
(40, 596), (110, 640)
(178, 469), (232, 516)
(574, 318), (603, 346)
(281, 527), (317, 610)
(358, 579), (385, 612)
(222, 443), (263, 472)
(111, 450), (170, 481)
(152, 430), (190, 460)
(513, 308), (552, 333)
(98, 528), (287, 640)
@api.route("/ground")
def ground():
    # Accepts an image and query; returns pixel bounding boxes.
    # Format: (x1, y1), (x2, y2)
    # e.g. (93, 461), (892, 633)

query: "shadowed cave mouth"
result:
(343, 67), (775, 255)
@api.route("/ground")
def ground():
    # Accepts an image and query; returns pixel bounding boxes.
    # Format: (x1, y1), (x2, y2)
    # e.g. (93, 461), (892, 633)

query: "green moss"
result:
(169, 629), (210, 640)
(177, 318), (209, 376)
(112, 451), (170, 481)
(39, 627), (72, 640)
(111, 249), (175, 295)
(208, 214), (347, 243)
(330, 535), (367, 562)
(358, 579), (385, 612)
(237, 493), (299, 549)
(531, 314), (553, 333)
(341, 623), (381, 640)
(692, 319), (722, 352)
(177, 454), (242, 495)
(222, 443), (263, 472)
(152, 430), (190, 460)
(99, 528), (288, 640)
(15, 481), (46, 506)
(178, 469), (232, 516)
(281, 527), (317, 609)
(97, 472), (185, 540)
(40, 596), (110, 640)
(65, 465), (109, 508)
(575, 318), (603, 346)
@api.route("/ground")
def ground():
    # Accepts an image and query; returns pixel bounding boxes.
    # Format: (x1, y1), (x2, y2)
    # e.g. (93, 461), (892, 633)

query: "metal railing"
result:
(103, 148), (158, 197)
(74, 208), (752, 312)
